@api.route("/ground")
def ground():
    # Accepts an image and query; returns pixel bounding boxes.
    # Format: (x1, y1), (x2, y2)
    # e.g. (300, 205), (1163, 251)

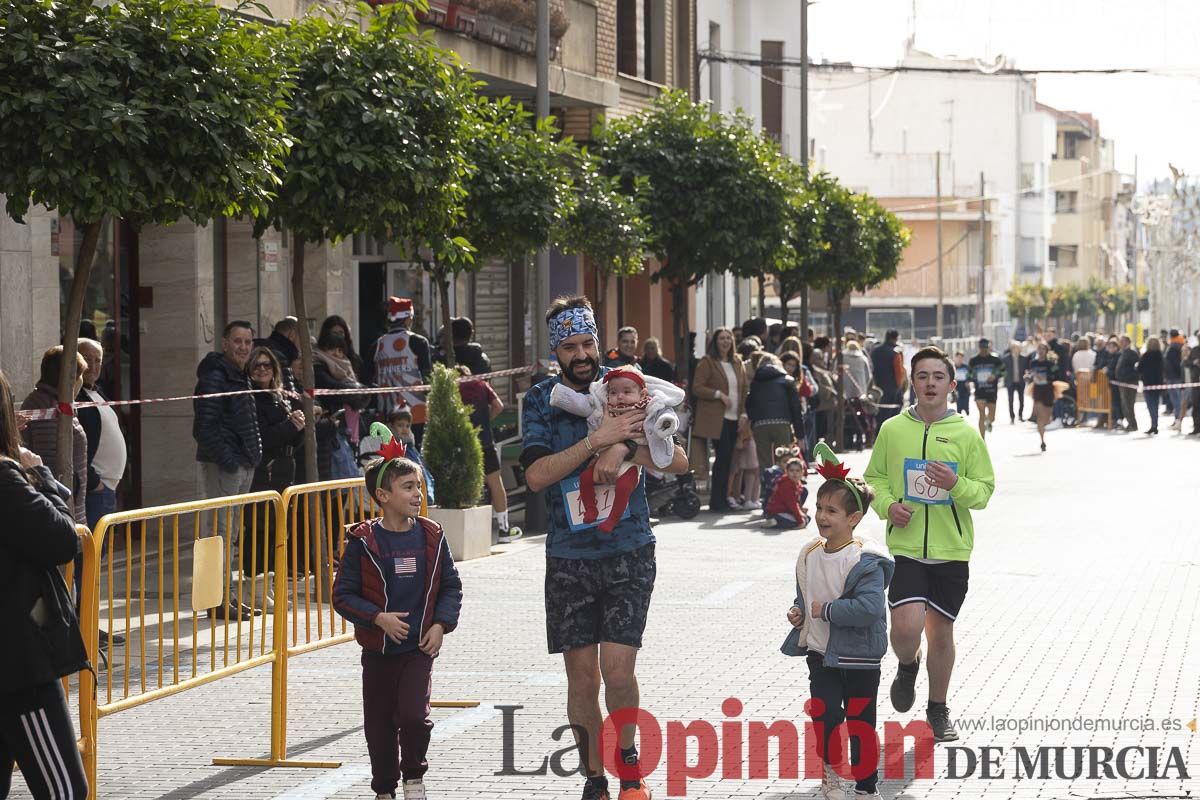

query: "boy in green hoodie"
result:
(863, 346), (995, 743)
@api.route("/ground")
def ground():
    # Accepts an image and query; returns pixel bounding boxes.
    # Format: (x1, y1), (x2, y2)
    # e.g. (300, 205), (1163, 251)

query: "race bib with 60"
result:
(903, 458), (958, 506)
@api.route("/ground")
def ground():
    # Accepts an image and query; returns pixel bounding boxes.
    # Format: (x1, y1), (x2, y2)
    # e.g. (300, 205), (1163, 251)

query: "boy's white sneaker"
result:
(401, 779), (427, 800)
(743, 499), (762, 510)
(820, 764), (848, 799)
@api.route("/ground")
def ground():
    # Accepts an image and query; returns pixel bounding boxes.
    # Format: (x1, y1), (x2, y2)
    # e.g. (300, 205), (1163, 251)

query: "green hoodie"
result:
(863, 407), (995, 561)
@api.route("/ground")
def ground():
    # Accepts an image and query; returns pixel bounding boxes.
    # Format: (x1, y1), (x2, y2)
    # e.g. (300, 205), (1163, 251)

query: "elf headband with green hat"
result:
(369, 421), (411, 493)
(813, 441), (864, 514)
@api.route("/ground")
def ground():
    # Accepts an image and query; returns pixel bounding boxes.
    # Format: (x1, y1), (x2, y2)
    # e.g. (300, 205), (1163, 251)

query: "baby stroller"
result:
(1057, 385), (1078, 428)
(645, 470), (701, 519)
(844, 396), (876, 451)
(644, 393), (701, 519)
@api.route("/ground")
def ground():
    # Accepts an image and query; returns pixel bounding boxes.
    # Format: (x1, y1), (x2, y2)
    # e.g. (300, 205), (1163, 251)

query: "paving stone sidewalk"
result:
(11, 410), (1199, 799)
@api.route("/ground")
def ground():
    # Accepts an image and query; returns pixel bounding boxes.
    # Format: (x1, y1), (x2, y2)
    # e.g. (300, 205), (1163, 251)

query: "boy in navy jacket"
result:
(334, 455), (463, 800)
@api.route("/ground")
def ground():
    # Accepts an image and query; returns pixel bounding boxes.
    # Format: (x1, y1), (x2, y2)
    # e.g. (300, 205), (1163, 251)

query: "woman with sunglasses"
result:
(246, 347), (305, 493)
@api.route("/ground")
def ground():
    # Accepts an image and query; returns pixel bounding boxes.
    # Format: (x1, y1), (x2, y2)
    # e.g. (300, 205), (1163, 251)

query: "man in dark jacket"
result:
(255, 316), (303, 393)
(434, 317), (492, 376)
(869, 329), (906, 425)
(603, 326), (640, 368)
(640, 337), (676, 383)
(745, 353), (805, 468)
(193, 320), (262, 620)
(1115, 335), (1140, 431)
(1164, 329), (1185, 428)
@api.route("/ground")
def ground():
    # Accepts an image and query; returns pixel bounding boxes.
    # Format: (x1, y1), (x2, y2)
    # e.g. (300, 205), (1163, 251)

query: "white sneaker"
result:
(820, 764), (848, 800)
(743, 499), (762, 510)
(401, 779), (427, 800)
(497, 526), (523, 543)
(727, 497), (743, 510)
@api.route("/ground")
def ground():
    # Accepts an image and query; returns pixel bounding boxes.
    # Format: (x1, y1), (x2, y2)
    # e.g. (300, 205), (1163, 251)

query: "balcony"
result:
(423, 0), (618, 108)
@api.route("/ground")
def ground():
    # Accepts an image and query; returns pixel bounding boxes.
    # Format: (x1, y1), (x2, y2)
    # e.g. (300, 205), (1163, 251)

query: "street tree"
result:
(555, 149), (649, 341)
(600, 91), (795, 374)
(800, 181), (907, 449)
(0, 0), (288, 480)
(771, 165), (828, 324)
(420, 96), (575, 368)
(260, 4), (475, 479)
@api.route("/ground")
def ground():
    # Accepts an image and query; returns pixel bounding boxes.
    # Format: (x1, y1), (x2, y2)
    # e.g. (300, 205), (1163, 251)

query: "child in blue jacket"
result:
(333, 456), (462, 800)
(782, 445), (894, 799)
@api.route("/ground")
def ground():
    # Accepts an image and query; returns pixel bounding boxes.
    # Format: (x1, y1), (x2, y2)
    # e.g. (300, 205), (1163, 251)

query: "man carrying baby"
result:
(522, 295), (689, 800)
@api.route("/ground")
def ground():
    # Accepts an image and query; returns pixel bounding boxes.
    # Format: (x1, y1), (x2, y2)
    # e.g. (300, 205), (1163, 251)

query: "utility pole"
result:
(526, 0), (551, 535)
(935, 151), (944, 339)
(1132, 155), (1140, 336)
(978, 171), (986, 337)
(798, 0), (810, 336)
(533, 0), (551, 365)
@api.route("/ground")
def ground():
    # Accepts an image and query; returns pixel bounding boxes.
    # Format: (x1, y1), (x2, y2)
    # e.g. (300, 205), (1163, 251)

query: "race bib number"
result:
(975, 366), (994, 385)
(1032, 369), (1049, 386)
(955, 366), (969, 382)
(560, 475), (632, 532)
(903, 458), (958, 506)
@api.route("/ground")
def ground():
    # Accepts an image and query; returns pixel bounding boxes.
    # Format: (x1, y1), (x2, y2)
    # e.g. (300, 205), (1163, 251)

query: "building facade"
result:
(807, 46), (1059, 343)
(0, 0), (696, 507)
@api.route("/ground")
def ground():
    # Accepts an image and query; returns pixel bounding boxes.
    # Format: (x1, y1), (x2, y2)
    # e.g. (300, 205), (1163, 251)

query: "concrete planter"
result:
(428, 505), (492, 562)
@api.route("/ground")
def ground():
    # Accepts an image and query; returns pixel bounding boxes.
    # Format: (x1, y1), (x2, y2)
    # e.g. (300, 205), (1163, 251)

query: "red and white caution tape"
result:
(1108, 379), (1200, 390)
(15, 364), (538, 422)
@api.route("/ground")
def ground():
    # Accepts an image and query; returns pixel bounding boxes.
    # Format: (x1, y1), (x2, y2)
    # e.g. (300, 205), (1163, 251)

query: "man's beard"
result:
(559, 355), (599, 386)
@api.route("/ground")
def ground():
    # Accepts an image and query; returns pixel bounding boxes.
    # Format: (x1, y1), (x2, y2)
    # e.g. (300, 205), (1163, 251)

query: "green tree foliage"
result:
(423, 96), (576, 366)
(599, 91), (795, 373)
(555, 149), (649, 332)
(422, 365), (484, 509)
(263, 4), (477, 477)
(0, 0), (288, 479)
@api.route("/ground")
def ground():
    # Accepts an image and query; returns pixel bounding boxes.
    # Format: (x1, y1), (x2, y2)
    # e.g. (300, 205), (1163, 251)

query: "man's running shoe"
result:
(889, 652), (920, 712)
(618, 778), (652, 799)
(497, 526), (523, 544)
(401, 778), (426, 800)
(927, 704), (960, 742)
(581, 779), (611, 800)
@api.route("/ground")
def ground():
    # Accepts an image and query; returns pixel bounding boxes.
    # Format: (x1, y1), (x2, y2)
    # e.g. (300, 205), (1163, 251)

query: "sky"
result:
(805, 0), (1200, 186)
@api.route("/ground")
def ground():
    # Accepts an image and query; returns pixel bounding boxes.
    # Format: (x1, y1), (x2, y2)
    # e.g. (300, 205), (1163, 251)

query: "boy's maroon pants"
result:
(362, 649), (434, 794)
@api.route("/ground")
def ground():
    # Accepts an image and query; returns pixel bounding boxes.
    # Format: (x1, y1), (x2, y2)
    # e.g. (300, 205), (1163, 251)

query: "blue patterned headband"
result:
(548, 306), (599, 352)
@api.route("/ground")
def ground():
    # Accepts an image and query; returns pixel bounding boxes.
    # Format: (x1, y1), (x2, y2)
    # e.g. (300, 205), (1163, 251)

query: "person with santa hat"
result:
(373, 297), (433, 446)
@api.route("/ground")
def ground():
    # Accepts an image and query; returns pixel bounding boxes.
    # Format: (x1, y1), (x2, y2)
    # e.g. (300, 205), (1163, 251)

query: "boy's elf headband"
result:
(548, 307), (599, 352)
(813, 441), (864, 513)
(369, 421), (409, 493)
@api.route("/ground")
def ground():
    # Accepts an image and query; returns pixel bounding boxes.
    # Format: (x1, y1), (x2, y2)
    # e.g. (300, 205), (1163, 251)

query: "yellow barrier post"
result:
(213, 479), (476, 772)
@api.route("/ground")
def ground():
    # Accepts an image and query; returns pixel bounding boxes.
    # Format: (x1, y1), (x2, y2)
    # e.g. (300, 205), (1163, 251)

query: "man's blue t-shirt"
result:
(521, 369), (655, 560)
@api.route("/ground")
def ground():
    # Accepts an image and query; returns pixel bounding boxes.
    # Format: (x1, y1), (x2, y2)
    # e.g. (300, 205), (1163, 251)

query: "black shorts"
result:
(483, 443), (501, 475)
(545, 543), (656, 653)
(888, 556), (970, 621)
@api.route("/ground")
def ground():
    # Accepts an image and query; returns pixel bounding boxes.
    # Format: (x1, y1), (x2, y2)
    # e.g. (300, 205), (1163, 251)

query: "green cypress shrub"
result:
(422, 364), (484, 509)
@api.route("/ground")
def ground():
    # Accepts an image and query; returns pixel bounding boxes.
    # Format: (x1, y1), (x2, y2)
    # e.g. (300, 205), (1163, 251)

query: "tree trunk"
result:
(671, 279), (688, 383)
(757, 276), (766, 318)
(291, 233), (319, 485)
(55, 218), (104, 483)
(437, 268), (455, 369)
(831, 291), (845, 452)
(597, 269), (611, 347)
(779, 292), (790, 330)
(800, 286), (810, 340)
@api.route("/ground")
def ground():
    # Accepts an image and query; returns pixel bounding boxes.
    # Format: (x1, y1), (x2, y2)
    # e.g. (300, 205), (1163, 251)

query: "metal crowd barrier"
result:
(82, 491), (287, 794)
(72, 478), (477, 795)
